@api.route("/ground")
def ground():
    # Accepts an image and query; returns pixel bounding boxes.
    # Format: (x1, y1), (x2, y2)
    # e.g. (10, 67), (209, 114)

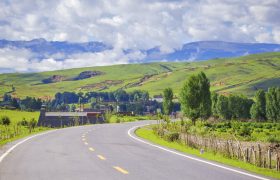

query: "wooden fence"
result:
(179, 132), (280, 171)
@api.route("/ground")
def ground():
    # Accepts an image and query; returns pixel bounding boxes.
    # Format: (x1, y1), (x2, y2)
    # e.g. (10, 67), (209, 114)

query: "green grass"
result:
(107, 115), (153, 123)
(1, 52), (280, 99)
(135, 126), (280, 179)
(180, 120), (280, 143)
(0, 110), (49, 146)
(0, 109), (40, 124)
(0, 126), (50, 146)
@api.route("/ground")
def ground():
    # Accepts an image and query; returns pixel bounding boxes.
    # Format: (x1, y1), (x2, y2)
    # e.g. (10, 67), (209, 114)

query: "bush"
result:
(166, 132), (180, 142)
(0, 116), (11, 126)
(238, 126), (252, 137)
(264, 124), (272, 129)
(18, 118), (29, 126)
(267, 135), (280, 143)
(29, 118), (37, 129)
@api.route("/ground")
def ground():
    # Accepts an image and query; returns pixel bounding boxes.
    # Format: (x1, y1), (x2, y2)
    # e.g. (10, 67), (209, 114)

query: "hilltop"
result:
(0, 52), (280, 99)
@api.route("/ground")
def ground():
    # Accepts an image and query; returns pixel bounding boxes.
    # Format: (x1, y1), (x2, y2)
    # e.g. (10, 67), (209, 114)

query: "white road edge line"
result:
(127, 124), (271, 180)
(0, 129), (57, 163)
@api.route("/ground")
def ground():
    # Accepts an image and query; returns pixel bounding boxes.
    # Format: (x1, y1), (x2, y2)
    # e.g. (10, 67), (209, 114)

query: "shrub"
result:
(166, 132), (180, 142)
(1, 116), (11, 126)
(18, 118), (29, 126)
(264, 124), (272, 129)
(238, 126), (252, 137)
(29, 118), (37, 129)
(267, 135), (280, 143)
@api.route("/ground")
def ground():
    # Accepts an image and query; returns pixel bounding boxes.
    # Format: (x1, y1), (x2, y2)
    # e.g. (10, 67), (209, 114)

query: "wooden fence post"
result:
(263, 156), (267, 168)
(276, 154), (279, 171)
(268, 149), (272, 169)
(258, 144), (262, 167)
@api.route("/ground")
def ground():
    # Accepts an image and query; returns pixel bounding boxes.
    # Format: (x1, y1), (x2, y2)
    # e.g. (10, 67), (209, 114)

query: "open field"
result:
(0, 52), (280, 99)
(0, 110), (40, 124)
(0, 110), (49, 146)
(136, 126), (280, 179)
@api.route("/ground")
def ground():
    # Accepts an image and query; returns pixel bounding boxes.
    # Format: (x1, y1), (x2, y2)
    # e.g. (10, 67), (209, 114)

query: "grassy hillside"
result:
(0, 52), (280, 99)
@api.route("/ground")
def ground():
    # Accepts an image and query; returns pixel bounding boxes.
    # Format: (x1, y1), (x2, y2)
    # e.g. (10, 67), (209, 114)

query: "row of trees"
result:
(1, 94), (42, 111)
(212, 93), (253, 120)
(162, 71), (280, 124)
(51, 89), (150, 109)
(250, 88), (280, 122)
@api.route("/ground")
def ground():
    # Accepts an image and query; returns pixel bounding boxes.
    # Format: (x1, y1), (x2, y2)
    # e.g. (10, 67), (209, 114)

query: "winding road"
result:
(0, 121), (272, 180)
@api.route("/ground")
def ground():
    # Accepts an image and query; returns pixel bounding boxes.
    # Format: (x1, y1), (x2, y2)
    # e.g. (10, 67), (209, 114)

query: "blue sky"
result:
(0, 0), (280, 72)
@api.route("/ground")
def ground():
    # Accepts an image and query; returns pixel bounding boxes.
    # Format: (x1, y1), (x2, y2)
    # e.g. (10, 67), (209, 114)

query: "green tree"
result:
(11, 98), (20, 109)
(266, 87), (280, 122)
(250, 89), (266, 121)
(180, 72), (211, 124)
(163, 88), (174, 115)
(198, 72), (212, 120)
(211, 92), (219, 117)
(216, 95), (231, 120)
(228, 95), (253, 119)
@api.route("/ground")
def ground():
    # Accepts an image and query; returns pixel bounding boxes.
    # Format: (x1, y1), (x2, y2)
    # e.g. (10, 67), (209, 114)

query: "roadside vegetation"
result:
(136, 127), (280, 179)
(104, 113), (155, 123)
(0, 110), (49, 146)
(136, 72), (280, 178)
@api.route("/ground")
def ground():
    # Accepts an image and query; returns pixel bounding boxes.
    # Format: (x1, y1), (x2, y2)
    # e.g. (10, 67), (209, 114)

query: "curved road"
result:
(0, 121), (271, 180)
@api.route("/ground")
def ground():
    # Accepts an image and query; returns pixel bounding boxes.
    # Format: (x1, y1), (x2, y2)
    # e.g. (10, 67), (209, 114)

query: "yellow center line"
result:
(97, 155), (106, 160)
(84, 142), (88, 145)
(89, 147), (95, 151)
(113, 166), (129, 174)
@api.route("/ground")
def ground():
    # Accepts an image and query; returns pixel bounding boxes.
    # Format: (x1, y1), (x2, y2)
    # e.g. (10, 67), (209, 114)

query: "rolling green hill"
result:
(1, 52), (280, 99)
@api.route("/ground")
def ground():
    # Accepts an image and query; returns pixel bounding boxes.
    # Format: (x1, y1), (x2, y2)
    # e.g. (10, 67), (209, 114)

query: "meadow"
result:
(0, 109), (49, 146)
(0, 52), (279, 99)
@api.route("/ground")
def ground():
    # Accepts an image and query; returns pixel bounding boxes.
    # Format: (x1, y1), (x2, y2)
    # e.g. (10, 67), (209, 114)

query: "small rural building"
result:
(38, 105), (104, 127)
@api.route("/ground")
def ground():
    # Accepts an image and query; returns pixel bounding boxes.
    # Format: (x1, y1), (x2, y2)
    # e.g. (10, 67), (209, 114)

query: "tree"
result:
(180, 72), (211, 124)
(216, 95), (231, 120)
(163, 88), (174, 115)
(211, 92), (219, 117)
(114, 89), (129, 102)
(198, 72), (212, 120)
(3, 93), (12, 102)
(228, 95), (253, 120)
(250, 89), (266, 121)
(266, 87), (280, 122)
(11, 98), (20, 109)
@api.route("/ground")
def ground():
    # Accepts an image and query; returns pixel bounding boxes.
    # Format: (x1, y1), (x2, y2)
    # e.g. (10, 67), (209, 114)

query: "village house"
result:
(38, 105), (104, 127)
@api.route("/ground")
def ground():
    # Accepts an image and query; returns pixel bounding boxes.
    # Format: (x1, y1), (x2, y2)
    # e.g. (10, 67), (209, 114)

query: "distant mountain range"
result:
(1, 39), (280, 62)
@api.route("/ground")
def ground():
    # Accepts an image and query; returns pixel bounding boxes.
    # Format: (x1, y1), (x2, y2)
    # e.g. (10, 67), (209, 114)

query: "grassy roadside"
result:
(135, 126), (280, 179)
(0, 110), (50, 147)
(107, 114), (155, 123)
(0, 127), (50, 146)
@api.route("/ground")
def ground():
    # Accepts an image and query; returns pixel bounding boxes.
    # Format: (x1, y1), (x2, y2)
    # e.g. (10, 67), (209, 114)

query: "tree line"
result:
(1, 94), (42, 111)
(162, 71), (280, 123)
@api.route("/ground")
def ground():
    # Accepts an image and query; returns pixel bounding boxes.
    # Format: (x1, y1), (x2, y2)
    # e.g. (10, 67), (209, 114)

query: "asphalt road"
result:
(0, 121), (271, 180)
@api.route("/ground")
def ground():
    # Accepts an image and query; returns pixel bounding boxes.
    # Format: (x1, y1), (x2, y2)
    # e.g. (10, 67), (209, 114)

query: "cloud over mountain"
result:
(0, 0), (280, 72)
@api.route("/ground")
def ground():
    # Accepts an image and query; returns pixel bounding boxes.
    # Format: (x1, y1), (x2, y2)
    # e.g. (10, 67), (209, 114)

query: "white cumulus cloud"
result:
(0, 0), (279, 72)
